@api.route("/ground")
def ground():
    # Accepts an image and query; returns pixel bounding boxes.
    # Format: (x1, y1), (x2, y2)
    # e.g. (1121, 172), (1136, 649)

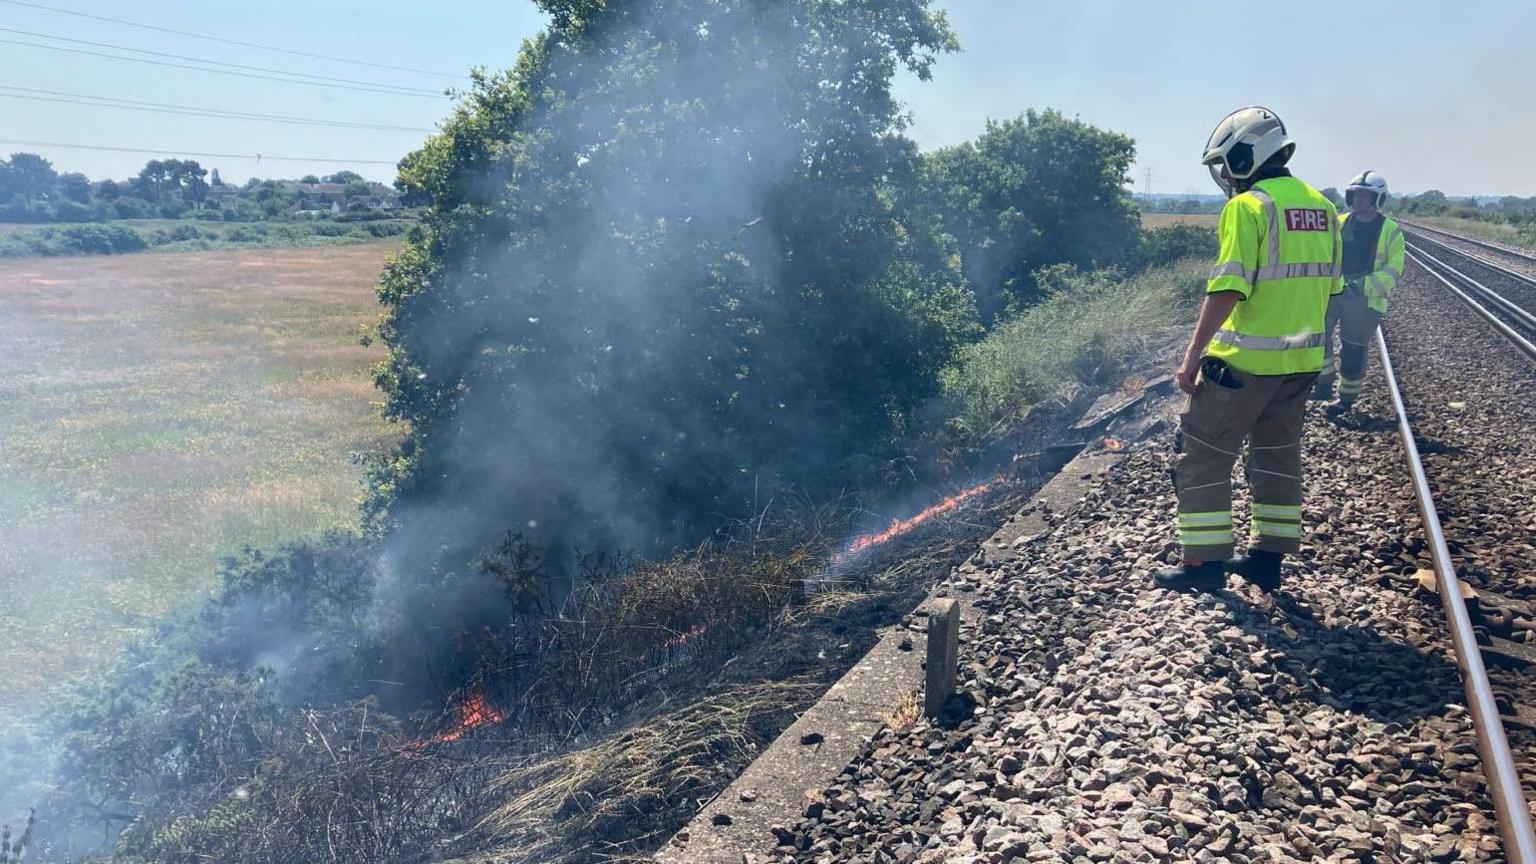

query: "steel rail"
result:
(1407, 245), (1536, 333)
(1405, 229), (1536, 292)
(1398, 217), (1536, 266)
(1376, 329), (1536, 862)
(1406, 250), (1536, 362)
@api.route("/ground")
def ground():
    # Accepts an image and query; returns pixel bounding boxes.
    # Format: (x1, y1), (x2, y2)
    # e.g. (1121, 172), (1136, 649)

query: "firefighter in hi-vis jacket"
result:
(1313, 170), (1405, 415)
(1156, 106), (1343, 594)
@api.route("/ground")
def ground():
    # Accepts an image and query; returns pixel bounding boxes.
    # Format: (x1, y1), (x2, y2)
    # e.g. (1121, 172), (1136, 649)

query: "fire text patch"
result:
(1284, 208), (1331, 231)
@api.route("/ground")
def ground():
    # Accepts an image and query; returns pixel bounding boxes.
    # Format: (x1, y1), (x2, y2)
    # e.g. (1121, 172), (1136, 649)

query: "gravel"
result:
(764, 262), (1536, 863)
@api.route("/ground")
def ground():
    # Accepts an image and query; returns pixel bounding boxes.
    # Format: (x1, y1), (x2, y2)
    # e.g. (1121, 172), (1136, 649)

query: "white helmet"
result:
(1200, 106), (1294, 197)
(1345, 170), (1389, 208)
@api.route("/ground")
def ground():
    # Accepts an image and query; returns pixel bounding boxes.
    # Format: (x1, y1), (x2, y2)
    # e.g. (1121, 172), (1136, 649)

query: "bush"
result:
(1132, 224), (1217, 271)
(0, 223), (149, 257)
(50, 200), (92, 223)
(943, 257), (1205, 440)
(155, 224), (209, 244)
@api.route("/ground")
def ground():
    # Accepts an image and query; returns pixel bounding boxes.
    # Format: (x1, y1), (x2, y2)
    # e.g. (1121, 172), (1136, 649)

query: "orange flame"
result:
(661, 622), (708, 650)
(839, 479), (997, 559)
(427, 692), (504, 744)
(1102, 436), (1124, 451)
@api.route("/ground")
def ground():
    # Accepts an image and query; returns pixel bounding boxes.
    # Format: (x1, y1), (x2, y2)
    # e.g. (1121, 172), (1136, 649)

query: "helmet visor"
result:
(1208, 162), (1234, 198)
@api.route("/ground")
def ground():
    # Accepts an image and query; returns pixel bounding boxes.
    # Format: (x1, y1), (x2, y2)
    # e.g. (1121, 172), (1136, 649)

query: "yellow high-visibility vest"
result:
(1339, 212), (1405, 314)
(1205, 176), (1344, 375)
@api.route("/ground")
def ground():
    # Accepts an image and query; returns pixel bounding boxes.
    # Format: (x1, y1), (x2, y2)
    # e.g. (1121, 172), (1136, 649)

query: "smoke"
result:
(5, 0), (973, 848)
(369, 0), (961, 599)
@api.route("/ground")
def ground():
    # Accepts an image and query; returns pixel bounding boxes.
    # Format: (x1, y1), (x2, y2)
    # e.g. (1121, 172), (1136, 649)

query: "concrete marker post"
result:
(924, 599), (959, 719)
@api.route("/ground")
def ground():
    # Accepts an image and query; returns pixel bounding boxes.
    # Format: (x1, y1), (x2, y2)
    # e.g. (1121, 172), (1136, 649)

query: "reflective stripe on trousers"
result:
(1253, 502), (1301, 542)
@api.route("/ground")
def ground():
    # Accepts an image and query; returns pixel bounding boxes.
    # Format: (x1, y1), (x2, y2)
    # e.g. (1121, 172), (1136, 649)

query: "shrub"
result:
(943, 257), (1205, 440)
(1132, 224), (1217, 271)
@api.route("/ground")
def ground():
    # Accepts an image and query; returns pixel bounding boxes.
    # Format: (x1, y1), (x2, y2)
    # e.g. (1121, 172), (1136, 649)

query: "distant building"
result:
(286, 182), (350, 202)
(291, 200), (342, 216)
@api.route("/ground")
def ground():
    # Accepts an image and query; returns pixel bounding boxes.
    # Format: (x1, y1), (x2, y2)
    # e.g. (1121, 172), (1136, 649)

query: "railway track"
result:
(1398, 219), (1536, 275)
(1375, 324), (1536, 860)
(1400, 225), (1536, 361)
(764, 261), (1536, 862)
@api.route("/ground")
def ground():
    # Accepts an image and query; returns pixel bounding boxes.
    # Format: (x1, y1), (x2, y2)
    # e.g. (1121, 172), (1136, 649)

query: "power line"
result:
(0, 0), (467, 80)
(0, 85), (434, 132)
(0, 138), (400, 166)
(0, 26), (444, 95)
(0, 39), (448, 98)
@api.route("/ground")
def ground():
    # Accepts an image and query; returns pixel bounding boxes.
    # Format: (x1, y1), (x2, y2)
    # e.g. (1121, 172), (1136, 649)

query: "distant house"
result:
(291, 200), (341, 216)
(284, 181), (401, 211)
(285, 182), (350, 202)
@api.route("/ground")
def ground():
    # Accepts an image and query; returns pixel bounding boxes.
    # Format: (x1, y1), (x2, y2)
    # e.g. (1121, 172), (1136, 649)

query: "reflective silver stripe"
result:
(1253, 261), (1341, 281)
(1250, 188), (1280, 269)
(1211, 329), (1325, 350)
(1210, 261), (1256, 281)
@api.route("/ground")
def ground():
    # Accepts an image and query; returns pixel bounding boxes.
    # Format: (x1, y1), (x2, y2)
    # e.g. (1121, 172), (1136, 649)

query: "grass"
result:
(1409, 214), (1536, 250)
(0, 243), (398, 714)
(943, 258), (1205, 441)
(1140, 212), (1218, 228)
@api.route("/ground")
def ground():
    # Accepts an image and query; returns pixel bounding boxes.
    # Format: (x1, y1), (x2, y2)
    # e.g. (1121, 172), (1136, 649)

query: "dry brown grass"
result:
(0, 243), (399, 714)
(442, 680), (819, 864)
(881, 689), (923, 733)
(1139, 212), (1218, 228)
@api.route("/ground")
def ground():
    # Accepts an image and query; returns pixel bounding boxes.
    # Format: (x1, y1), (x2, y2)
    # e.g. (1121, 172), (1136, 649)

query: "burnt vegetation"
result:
(3, 0), (1216, 860)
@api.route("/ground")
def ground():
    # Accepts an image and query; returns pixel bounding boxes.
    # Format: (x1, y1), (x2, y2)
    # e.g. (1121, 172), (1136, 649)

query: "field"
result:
(0, 244), (397, 712)
(1411, 214), (1536, 250)
(1139, 212), (1218, 228)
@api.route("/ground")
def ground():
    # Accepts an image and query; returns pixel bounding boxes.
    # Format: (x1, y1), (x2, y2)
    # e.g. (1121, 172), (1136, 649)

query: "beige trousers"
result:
(1173, 367), (1318, 560)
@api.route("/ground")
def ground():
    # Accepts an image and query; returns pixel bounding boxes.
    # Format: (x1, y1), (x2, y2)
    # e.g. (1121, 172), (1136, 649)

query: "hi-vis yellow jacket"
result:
(1205, 176), (1344, 375)
(1339, 212), (1405, 314)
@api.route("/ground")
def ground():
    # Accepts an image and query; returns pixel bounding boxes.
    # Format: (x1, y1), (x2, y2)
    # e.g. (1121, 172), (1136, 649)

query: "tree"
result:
(343, 179), (372, 199)
(210, 168), (224, 186)
(373, 0), (966, 573)
(249, 180), (295, 217)
(299, 174), (321, 184)
(58, 172), (92, 204)
(324, 170), (364, 184)
(184, 171), (210, 207)
(921, 110), (1139, 319)
(0, 152), (59, 201)
(132, 159), (209, 210)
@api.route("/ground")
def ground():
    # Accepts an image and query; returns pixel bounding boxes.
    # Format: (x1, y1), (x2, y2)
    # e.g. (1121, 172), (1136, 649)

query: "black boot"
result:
(1311, 376), (1334, 402)
(1226, 550), (1283, 591)
(1324, 397), (1354, 418)
(1153, 561), (1225, 592)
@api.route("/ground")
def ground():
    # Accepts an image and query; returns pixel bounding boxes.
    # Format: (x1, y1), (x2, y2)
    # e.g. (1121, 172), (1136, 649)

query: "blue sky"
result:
(4, 0), (1534, 195)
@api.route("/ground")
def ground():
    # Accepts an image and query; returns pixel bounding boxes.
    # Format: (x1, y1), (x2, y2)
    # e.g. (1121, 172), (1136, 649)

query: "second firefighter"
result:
(1313, 170), (1405, 414)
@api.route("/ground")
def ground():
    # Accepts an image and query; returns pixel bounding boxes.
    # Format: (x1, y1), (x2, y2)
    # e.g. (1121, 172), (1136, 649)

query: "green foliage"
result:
(0, 218), (410, 259)
(371, 0), (969, 560)
(1137, 195), (1223, 214)
(0, 155), (406, 227)
(1132, 224), (1217, 270)
(943, 258), (1205, 440)
(921, 109), (1140, 319)
(0, 223), (148, 256)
